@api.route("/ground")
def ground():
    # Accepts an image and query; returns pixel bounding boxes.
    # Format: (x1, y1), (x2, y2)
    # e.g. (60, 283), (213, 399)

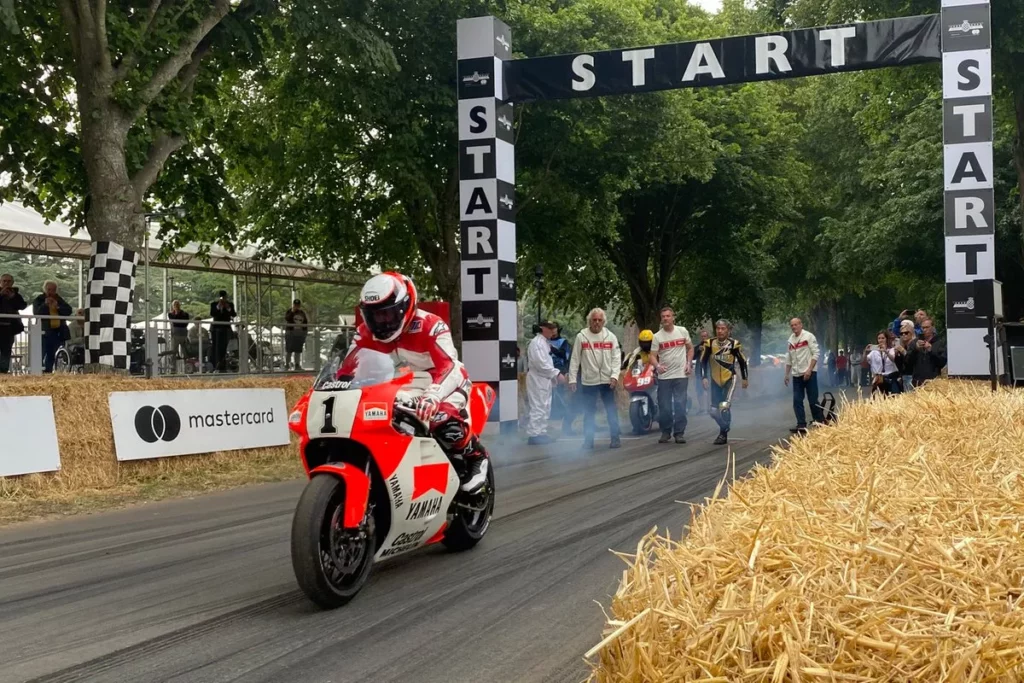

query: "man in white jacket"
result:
(526, 321), (565, 445)
(568, 308), (622, 450)
(784, 317), (825, 433)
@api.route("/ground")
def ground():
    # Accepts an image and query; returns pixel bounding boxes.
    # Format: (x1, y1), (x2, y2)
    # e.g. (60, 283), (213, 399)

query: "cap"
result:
(293, 299), (301, 305)
(538, 320), (558, 330)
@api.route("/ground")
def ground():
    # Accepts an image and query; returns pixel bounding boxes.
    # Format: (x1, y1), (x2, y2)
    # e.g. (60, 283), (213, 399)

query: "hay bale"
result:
(0, 375), (312, 517)
(589, 380), (1024, 681)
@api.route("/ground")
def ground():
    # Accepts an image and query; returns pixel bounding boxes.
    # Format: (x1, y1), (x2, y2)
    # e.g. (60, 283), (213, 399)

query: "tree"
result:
(1, 1), (284, 368)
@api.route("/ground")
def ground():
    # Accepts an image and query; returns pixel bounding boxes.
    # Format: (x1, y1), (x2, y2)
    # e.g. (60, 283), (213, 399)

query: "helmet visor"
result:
(361, 299), (409, 341)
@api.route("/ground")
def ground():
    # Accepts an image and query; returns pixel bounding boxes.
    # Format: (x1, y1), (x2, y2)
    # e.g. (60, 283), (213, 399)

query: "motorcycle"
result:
(621, 356), (658, 434)
(287, 347), (496, 609)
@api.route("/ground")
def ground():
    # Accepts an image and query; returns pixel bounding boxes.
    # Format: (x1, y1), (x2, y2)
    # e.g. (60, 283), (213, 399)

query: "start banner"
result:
(0, 396), (61, 477)
(109, 388), (290, 461)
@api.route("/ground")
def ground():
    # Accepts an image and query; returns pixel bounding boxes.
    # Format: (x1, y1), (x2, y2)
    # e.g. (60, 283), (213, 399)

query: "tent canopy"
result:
(0, 201), (364, 286)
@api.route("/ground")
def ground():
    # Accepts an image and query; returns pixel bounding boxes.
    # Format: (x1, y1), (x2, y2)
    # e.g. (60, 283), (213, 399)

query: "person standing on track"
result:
(526, 321), (565, 445)
(699, 319), (749, 445)
(693, 328), (710, 414)
(568, 308), (622, 450)
(784, 317), (825, 434)
(650, 306), (693, 444)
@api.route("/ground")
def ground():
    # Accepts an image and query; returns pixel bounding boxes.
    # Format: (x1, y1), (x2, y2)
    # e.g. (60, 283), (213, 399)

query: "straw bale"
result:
(0, 374), (311, 518)
(589, 380), (1024, 681)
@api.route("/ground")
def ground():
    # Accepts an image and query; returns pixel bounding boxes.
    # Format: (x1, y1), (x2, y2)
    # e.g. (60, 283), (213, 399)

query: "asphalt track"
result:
(0, 391), (811, 683)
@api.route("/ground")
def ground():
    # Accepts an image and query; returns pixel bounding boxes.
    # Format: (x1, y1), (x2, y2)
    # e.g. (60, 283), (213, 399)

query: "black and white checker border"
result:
(458, 16), (518, 427)
(87, 241), (139, 370)
(940, 0), (996, 376)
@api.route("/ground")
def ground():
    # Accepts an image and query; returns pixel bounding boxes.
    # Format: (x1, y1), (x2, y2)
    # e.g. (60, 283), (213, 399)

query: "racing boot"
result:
(459, 437), (490, 494)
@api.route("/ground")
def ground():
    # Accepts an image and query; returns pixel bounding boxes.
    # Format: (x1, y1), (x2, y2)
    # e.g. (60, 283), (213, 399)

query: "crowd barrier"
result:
(0, 312), (355, 377)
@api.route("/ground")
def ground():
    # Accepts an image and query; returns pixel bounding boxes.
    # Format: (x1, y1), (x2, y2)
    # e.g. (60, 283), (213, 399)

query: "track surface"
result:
(1, 392), (809, 683)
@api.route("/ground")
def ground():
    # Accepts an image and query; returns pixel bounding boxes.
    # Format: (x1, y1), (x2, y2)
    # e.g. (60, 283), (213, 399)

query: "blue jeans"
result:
(43, 331), (63, 373)
(580, 383), (620, 442)
(792, 372), (825, 427)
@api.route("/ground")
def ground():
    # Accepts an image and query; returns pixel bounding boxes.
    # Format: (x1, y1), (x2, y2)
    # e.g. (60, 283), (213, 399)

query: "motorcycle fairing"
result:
(308, 463), (370, 529)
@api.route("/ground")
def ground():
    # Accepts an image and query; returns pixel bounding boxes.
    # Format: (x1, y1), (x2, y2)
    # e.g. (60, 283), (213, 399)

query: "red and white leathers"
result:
(347, 310), (474, 451)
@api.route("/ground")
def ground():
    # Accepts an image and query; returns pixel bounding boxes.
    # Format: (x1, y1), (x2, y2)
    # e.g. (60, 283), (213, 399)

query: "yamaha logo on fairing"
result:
(953, 297), (975, 312)
(388, 474), (404, 509)
(405, 496), (442, 521)
(135, 405), (181, 443)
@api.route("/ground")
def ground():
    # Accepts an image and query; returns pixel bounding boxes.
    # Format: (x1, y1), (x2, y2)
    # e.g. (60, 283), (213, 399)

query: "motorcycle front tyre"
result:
(629, 398), (652, 434)
(291, 474), (375, 610)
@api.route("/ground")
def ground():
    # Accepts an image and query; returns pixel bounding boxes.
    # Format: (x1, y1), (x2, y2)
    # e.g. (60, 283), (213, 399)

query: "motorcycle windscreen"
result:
(313, 347), (399, 391)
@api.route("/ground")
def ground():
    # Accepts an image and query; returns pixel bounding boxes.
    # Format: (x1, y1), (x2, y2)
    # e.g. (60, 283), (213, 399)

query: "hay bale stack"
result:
(589, 380), (1024, 681)
(0, 375), (311, 514)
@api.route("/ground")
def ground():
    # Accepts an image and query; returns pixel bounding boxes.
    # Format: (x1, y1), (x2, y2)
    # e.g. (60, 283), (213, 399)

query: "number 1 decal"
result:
(321, 396), (337, 434)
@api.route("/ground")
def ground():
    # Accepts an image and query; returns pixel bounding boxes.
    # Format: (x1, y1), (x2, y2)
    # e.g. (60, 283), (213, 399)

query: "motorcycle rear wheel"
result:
(443, 464), (495, 552)
(291, 474), (375, 609)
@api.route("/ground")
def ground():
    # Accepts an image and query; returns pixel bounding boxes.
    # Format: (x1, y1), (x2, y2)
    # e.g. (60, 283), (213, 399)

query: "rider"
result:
(349, 271), (488, 494)
(699, 319), (749, 446)
(621, 329), (655, 369)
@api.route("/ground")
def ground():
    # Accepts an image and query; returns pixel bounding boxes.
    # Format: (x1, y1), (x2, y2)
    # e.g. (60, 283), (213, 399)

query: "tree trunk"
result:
(1013, 87), (1024, 257)
(78, 91), (144, 373)
(827, 300), (839, 355)
(747, 307), (763, 367)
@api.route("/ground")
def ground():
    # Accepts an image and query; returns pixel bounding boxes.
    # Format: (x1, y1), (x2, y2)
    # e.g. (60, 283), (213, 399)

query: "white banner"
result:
(109, 389), (290, 461)
(0, 396), (61, 477)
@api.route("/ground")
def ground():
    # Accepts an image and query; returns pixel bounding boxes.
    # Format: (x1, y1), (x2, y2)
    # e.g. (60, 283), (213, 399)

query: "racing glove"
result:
(415, 394), (440, 422)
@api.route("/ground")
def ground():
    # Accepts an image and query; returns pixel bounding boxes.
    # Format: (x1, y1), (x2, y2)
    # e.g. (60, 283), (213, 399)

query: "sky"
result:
(693, 0), (724, 11)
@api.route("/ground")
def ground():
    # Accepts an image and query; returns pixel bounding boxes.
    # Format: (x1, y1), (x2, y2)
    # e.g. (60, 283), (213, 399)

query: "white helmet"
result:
(359, 272), (417, 343)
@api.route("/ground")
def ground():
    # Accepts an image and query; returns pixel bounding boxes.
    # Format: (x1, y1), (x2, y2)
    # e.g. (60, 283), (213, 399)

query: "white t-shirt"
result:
(652, 326), (691, 380)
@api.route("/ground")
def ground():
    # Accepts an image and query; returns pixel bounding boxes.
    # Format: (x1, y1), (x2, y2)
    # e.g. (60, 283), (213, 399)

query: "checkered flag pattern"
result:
(86, 241), (139, 370)
(940, 0), (996, 376)
(457, 16), (518, 431)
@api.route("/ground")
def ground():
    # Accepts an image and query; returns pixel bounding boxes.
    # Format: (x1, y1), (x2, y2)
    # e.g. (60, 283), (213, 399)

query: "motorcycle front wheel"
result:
(443, 463), (495, 552)
(629, 398), (653, 433)
(291, 474), (375, 609)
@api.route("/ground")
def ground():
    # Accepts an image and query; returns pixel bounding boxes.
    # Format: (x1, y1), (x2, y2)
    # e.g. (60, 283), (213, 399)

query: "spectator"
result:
(188, 315), (210, 363)
(0, 273), (27, 374)
(902, 317), (947, 387)
(890, 308), (925, 338)
(896, 319), (916, 392)
(568, 308), (622, 450)
(68, 308), (87, 346)
(650, 306), (693, 444)
(784, 317), (825, 433)
(284, 299), (309, 371)
(825, 349), (837, 387)
(526, 321), (564, 445)
(167, 300), (191, 366)
(32, 281), (72, 373)
(209, 290), (236, 372)
(693, 328), (710, 414)
(835, 349), (848, 386)
(867, 330), (902, 395)
(549, 325), (576, 435)
(850, 346), (864, 386)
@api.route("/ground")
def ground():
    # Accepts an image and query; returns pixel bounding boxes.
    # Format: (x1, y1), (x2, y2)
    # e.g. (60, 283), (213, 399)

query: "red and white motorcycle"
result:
(287, 348), (496, 609)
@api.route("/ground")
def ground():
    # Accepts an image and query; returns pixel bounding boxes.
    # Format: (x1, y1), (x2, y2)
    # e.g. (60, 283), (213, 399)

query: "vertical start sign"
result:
(457, 17), (518, 432)
(941, 0), (996, 376)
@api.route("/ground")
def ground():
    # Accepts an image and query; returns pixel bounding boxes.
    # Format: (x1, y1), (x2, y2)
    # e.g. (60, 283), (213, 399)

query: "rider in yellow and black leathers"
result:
(699, 320), (748, 445)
